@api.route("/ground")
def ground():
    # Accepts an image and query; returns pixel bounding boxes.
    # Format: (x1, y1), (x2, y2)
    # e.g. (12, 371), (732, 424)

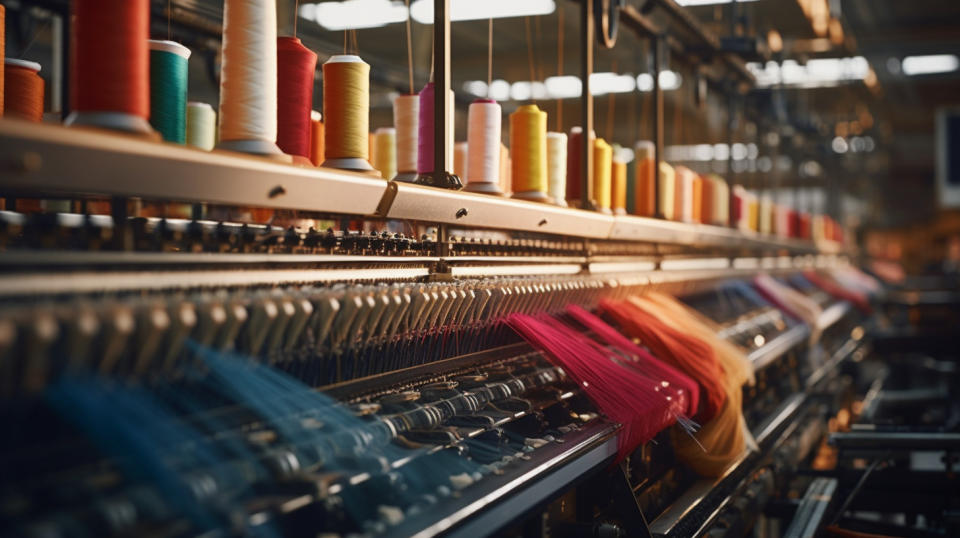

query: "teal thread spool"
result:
(186, 102), (216, 150)
(148, 40), (191, 143)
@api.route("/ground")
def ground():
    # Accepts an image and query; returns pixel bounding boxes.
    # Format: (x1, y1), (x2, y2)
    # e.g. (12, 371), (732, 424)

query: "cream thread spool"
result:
(373, 127), (397, 181)
(186, 101), (216, 150)
(217, 0), (284, 157)
(546, 132), (567, 206)
(659, 161), (676, 221)
(509, 104), (550, 203)
(675, 165), (695, 223)
(393, 94), (418, 181)
(322, 54), (373, 171)
(592, 138), (612, 213)
(464, 98), (503, 195)
(708, 173), (729, 226)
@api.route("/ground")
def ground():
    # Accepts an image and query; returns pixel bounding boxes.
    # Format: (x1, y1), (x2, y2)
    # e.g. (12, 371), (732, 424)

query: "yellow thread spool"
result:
(373, 127), (397, 180)
(592, 138), (612, 213)
(611, 157), (627, 215)
(659, 161), (676, 221)
(322, 55), (373, 171)
(509, 104), (550, 202)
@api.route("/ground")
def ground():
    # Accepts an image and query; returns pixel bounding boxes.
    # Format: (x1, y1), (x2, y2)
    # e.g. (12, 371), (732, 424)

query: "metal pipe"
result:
(580, 0), (595, 210)
(433, 0), (451, 186)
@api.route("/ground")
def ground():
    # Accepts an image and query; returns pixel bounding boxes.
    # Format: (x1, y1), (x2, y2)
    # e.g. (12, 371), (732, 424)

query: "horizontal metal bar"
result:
(829, 432), (960, 451)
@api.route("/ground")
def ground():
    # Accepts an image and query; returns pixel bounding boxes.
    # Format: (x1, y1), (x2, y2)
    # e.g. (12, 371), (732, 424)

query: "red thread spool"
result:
(277, 37), (317, 163)
(4, 59), (44, 122)
(67, 0), (152, 134)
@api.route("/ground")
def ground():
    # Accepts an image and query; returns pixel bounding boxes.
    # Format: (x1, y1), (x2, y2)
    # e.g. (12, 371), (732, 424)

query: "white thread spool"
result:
(659, 161), (676, 221)
(454, 142), (468, 182)
(464, 99), (502, 194)
(217, 0), (283, 157)
(186, 102), (216, 151)
(546, 132), (567, 206)
(393, 94), (419, 181)
(373, 127), (397, 180)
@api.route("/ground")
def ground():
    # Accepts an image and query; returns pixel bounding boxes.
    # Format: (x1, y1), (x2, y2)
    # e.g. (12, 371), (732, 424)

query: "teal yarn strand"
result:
(149, 40), (191, 143)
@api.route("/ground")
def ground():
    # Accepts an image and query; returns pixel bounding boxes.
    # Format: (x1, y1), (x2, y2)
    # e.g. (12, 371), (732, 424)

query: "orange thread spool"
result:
(4, 60), (44, 122)
(309, 111), (325, 166)
(611, 158), (627, 215)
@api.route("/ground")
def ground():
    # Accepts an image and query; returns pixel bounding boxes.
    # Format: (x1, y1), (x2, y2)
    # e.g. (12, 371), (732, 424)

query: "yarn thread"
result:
(373, 127), (397, 180)
(393, 94), (419, 177)
(465, 98), (502, 194)
(148, 40), (191, 143)
(509, 104), (549, 201)
(322, 55), (371, 169)
(276, 36), (317, 160)
(186, 101), (216, 150)
(592, 138), (612, 213)
(546, 131), (567, 206)
(3, 59), (44, 122)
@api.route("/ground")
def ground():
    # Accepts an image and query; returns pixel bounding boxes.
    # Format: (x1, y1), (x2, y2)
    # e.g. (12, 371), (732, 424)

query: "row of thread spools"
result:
(0, 0), (842, 244)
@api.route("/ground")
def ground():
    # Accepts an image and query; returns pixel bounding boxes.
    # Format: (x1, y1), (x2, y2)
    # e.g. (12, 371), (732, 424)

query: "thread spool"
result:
(748, 192), (759, 232)
(373, 127), (397, 180)
(309, 111), (324, 166)
(217, 0), (282, 155)
(416, 82), (456, 178)
(368, 132), (377, 168)
(277, 37), (318, 163)
(566, 127), (583, 204)
(322, 55), (373, 171)
(759, 196), (773, 235)
(500, 143), (512, 196)
(66, 0), (152, 134)
(3, 59), (44, 122)
(509, 104), (550, 202)
(186, 102), (216, 150)
(700, 173), (714, 225)
(675, 166), (695, 223)
(708, 174), (729, 226)
(611, 156), (627, 215)
(148, 40), (191, 143)
(1, 4), (5, 115)
(465, 99), (503, 194)
(692, 173), (703, 224)
(659, 161), (676, 221)
(453, 141), (468, 182)
(634, 141), (655, 217)
(592, 138), (612, 213)
(546, 132), (567, 206)
(625, 153), (636, 215)
(393, 94), (419, 181)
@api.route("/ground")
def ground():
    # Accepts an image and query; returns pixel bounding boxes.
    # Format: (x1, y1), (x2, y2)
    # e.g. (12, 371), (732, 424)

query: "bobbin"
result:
(148, 40), (192, 144)
(464, 98), (504, 195)
(322, 55), (375, 173)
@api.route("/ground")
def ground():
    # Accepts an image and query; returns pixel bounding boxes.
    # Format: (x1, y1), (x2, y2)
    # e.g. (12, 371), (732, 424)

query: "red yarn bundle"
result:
(564, 305), (700, 417)
(599, 299), (727, 423)
(277, 37), (317, 160)
(803, 270), (871, 314)
(508, 313), (686, 460)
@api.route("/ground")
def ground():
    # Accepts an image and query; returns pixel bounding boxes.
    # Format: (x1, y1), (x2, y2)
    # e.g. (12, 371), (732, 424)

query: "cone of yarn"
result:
(3, 59), (44, 122)
(416, 82), (455, 176)
(565, 127), (595, 205)
(148, 40), (191, 143)
(309, 110), (324, 166)
(373, 127), (397, 180)
(393, 94), (419, 181)
(546, 132), (567, 206)
(675, 165), (696, 223)
(659, 161), (676, 220)
(464, 99), (503, 194)
(691, 173), (703, 223)
(453, 141), (467, 182)
(700, 173), (714, 224)
(611, 157), (627, 215)
(510, 104), (550, 202)
(499, 143), (512, 195)
(276, 36), (317, 162)
(217, 0), (283, 155)
(186, 102), (216, 150)
(707, 174), (729, 226)
(592, 138), (612, 213)
(66, 0), (152, 134)
(322, 55), (372, 170)
(634, 141), (655, 217)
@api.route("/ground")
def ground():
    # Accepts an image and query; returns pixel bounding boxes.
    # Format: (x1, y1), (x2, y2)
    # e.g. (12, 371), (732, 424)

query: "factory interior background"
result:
(0, 0), (959, 537)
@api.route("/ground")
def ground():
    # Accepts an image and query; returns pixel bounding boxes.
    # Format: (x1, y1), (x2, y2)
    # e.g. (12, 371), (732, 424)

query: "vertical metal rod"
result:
(433, 0), (451, 184)
(652, 36), (664, 218)
(580, 0), (594, 210)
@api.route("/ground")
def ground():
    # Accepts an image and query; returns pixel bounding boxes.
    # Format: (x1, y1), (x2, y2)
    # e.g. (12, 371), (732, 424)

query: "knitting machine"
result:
(0, 122), (880, 538)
